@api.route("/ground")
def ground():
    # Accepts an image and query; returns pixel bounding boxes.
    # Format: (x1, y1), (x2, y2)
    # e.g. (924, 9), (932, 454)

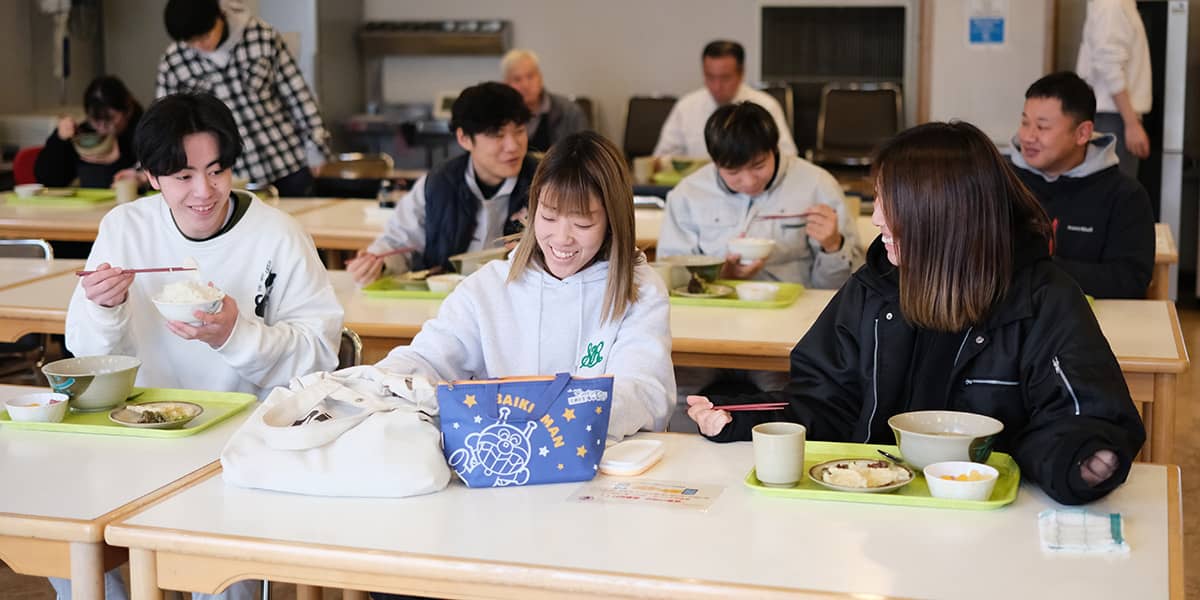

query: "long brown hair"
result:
(871, 121), (1050, 331)
(508, 131), (640, 323)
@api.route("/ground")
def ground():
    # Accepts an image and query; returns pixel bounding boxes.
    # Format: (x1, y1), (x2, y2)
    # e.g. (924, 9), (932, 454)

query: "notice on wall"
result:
(967, 0), (1008, 47)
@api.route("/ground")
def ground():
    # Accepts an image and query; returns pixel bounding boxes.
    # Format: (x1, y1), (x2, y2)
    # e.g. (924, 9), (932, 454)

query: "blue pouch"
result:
(437, 373), (613, 487)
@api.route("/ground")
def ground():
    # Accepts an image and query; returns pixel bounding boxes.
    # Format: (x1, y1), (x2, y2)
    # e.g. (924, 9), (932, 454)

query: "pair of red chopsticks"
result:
(75, 266), (196, 277)
(717, 402), (788, 412)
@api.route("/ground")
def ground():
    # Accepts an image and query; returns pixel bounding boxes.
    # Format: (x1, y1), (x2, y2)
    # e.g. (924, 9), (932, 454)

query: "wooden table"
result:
(0, 257), (83, 291)
(854, 217), (1180, 301)
(0, 269), (1186, 462)
(104, 432), (1182, 599)
(0, 384), (250, 600)
(1150, 223), (1178, 300)
(293, 199), (668, 252)
(0, 197), (339, 244)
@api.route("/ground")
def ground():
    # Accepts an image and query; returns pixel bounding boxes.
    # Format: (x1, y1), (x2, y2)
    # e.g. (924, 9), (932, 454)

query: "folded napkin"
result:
(1038, 509), (1130, 554)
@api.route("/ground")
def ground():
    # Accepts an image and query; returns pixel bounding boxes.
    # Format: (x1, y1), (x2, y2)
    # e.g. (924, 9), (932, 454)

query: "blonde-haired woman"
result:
(377, 131), (675, 439)
(688, 121), (1145, 506)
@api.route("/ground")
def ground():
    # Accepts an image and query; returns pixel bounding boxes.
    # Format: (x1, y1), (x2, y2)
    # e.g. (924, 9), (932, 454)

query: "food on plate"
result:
(687, 272), (708, 294)
(157, 279), (223, 303)
(820, 459), (912, 489)
(128, 404), (193, 423)
(941, 470), (991, 482)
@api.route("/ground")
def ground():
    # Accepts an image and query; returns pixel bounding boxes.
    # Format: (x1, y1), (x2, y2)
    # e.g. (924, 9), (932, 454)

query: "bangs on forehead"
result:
(537, 170), (599, 216)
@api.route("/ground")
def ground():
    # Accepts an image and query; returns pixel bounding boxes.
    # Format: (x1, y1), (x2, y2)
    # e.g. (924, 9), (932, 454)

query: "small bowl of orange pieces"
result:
(923, 461), (999, 501)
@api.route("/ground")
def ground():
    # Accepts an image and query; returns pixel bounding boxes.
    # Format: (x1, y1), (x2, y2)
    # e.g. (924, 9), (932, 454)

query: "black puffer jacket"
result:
(708, 232), (1146, 505)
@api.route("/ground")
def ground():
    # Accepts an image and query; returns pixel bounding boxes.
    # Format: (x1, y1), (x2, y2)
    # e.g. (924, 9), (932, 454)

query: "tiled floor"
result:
(2, 308), (1198, 598)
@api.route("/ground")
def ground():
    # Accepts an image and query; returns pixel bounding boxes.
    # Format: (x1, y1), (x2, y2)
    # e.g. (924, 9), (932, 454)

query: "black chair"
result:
(806, 83), (902, 167)
(759, 83), (796, 130)
(571, 95), (595, 129)
(313, 153), (395, 199)
(622, 96), (676, 162)
(0, 239), (55, 383)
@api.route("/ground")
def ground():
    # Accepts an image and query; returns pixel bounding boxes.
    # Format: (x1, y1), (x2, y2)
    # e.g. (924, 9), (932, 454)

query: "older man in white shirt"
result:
(654, 40), (797, 159)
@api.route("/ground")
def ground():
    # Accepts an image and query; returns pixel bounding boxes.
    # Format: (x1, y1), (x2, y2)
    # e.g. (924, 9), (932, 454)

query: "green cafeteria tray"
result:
(3, 188), (117, 206)
(0, 387), (255, 438)
(744, 440), (1021, 510)
(669, 280), (804, 309)
(361, 276), (450, 300)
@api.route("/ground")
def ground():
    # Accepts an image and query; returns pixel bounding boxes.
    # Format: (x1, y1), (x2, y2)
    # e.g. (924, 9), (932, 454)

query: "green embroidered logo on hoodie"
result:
(580, 341), (604, 368)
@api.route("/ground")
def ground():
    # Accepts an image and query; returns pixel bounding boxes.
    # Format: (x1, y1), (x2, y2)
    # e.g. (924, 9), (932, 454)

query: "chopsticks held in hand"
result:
(75, 266), (196, 277)
(348, 246), (418, 265)
(716, 402), (788, 412)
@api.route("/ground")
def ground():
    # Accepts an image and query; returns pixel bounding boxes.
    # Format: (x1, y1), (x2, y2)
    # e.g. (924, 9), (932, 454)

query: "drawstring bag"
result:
(437, 373), (613, 487)
(221, 366), (451, 498)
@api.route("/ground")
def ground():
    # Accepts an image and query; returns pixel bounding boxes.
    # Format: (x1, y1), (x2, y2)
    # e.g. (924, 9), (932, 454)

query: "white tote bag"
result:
(220, 366), (451, 498)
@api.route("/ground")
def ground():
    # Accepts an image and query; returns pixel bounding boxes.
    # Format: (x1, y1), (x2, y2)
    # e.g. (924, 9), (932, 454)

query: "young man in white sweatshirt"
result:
(657, 101), (861, 287)
(375, 132), (675, 441)
(59, 92), (343, 600)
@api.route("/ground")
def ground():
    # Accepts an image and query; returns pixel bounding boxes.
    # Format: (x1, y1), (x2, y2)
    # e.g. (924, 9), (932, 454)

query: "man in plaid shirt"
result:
(156, 0), (331, 197)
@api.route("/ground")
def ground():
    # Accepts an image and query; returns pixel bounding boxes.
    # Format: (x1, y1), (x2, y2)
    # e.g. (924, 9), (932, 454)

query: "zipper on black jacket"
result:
(1052, 356), (1081, 415)
(865, 318), (879, 443)
(963, 379), (1020, 386)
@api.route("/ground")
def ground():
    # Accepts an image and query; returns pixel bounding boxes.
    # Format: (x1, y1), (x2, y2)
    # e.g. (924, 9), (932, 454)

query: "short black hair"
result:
(704, 102), (778, 169)
(164, 0), (221, 42)
(702, 40), (745, 69)
(450, 81), (533, 138)
(134, 92), (242, 177)
(83, 76), (141, 123)
(1025, 71), (1096, 124)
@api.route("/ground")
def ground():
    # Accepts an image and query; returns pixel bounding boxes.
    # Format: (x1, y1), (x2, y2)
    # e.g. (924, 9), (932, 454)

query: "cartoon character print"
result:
(254, 260), (276, 318)
(447, 407), (539, 487)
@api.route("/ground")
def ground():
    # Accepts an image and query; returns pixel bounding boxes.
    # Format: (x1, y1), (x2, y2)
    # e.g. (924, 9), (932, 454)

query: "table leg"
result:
(343, 590), (368, 600)
(296, 584), (322, 600)
(130, 548), (164, 600)
(1152, 373), (1176, 464)
(68, 542), (104, 600)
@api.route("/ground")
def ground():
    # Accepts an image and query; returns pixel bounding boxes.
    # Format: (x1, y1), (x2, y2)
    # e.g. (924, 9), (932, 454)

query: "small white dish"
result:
(808, 458), (914, 494)
(426, 273), (466, 293)
(152, 295), (224, 326)
(728, 237), (775, 264)
(13, 183), (44, 198)
(109, 401), (203, 429)
(735, 282), (780, 302)
(3, 392), (69, 423)
(923, 461), (999, 501)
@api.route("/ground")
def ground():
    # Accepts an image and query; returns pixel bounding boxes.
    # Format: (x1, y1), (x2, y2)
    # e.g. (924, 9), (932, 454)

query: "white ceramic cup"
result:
(752, 422), (806, 487)
(114, 178), (138, 204)
(632, 156), (656, 184)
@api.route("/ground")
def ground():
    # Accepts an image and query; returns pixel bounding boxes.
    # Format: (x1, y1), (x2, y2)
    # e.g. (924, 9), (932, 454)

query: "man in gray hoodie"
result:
(1010, 71), (1154, 299)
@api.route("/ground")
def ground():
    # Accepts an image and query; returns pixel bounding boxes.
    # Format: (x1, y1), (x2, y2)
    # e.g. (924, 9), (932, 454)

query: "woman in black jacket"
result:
(687, 121), (1145, 505)
(34, 75), (143, 188)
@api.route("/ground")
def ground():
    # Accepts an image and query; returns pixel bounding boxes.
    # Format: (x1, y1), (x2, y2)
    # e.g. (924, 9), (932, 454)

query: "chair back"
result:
(623, 96), (676, 161)
(338, 327), (364, 369)
(572, 95), (595, 129)
(319, 153), (394, 179)
(0, 239), (53, 260)
(314, 153), (395, 199)
(809, 83), (902, 166)
(13, 146), (42, 185)
(759, 83), (795, 130)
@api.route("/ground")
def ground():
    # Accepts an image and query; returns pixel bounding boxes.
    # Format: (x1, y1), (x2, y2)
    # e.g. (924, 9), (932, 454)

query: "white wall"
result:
(365, 0), (764, 143)
(926, 0), (1051, 146)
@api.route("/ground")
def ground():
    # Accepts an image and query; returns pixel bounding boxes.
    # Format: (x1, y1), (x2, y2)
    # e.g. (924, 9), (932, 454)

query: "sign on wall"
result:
(967, 0), (1008, 47)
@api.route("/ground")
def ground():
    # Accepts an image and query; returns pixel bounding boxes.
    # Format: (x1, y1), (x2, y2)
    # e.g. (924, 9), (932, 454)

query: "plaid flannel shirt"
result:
(155, 18), (332, 183)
